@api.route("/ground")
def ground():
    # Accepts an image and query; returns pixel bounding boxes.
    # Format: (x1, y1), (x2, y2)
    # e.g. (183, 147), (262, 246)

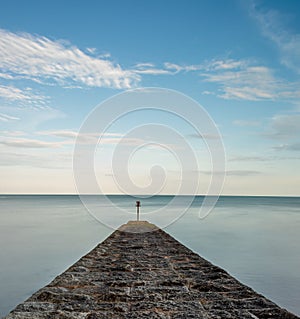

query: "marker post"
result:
(136, 201), (141, 221)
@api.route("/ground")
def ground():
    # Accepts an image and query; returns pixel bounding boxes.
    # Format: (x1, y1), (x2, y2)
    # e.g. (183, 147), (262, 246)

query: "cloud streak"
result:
(200, 60), (300, 101)
(1, 27), (299, 106)
(0, 150), (71, 169)
(264, 114), (300, 139)
(0, 85), (47, 105)
(229, 156), (269, 162)
(133, 63), (172, 75)
(38, 130), (125, 144)
(0, 113), (20, 122)
(201, 169), (262, 176)
(273, 143), (300, 152)
(135, 57), (300, 102)
(261, 112), (300, 152)
(0, 29), (139, 90)
(0, 130), (146, 149)
(250, 2), (300, 73)
(0, 137), (63, 148)
(188, 133), (221, 140)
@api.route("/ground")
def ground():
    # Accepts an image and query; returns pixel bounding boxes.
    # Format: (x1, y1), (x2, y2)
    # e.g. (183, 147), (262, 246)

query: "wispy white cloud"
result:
(0, 137), (63, 148)
(0, 72), (14, 79)
(0, 105), (65, 131)
(225, 170), (262, 176)
(273, 143), (300, 152)
(85, 47), (97, 55)
(261, 112), (300, 152)
(0, 29), (139, 89)
(133, 63), (172, 75)
(265, 114), (300, 139)
(134, 68), (171, 75)
(36, 130), (144, 147)
(229, 154), (300, 161)
(250, 2), (300, 73)
(132, 61), (202, 76)
(163, 59), (247, 74)
(164, 62), (202, 73)
(0, 130), (25, 136)
(201, 169), (262, 176)
(139, 57), (300, 101)
(204, 59), (247, 71)
(188, 133), (221, 140)
(0, 85), (47, 105)
(229, 156), (269, 162)
(0, 113), (20, 122)
(200, 59), (300, 101)
(202, 62), (282, 101)
(36, 130), (180, 150)
(2, 26), (298, 104)
(38, 130), (122, 142)
(136, 56), (300, 101)
(132, 61), (203, 75)
(0, 150), (71, 169)
(38, 130), (79, 139)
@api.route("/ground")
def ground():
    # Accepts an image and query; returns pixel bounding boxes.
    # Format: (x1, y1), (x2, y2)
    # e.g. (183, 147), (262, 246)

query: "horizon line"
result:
(1, 193), (299, 198)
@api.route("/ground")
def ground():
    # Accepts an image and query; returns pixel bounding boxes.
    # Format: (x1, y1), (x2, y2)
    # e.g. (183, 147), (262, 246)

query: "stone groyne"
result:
(5, 221), (299, 319)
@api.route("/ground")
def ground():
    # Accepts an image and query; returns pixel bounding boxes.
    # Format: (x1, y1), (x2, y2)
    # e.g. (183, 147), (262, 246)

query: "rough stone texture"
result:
(5, 221), (299, 319)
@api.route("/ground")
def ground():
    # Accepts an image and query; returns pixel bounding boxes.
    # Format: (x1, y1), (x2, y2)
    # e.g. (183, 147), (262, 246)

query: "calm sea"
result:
(0, 195), (300, 317)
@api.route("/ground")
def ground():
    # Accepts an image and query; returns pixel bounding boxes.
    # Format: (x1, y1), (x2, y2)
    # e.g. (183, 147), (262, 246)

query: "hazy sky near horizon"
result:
(0, 0), (300, 195)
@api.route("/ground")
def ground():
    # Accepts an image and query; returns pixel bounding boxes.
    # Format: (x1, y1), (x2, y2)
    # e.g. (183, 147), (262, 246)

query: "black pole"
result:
(136, 201), (141, 221)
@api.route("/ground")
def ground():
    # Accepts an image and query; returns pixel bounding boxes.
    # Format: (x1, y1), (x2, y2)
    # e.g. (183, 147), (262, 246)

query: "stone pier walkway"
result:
(5, 221), (299, 319)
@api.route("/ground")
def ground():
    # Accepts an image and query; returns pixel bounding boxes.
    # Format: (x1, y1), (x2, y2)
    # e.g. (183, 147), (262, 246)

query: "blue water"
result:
(0, 195), (300, 317)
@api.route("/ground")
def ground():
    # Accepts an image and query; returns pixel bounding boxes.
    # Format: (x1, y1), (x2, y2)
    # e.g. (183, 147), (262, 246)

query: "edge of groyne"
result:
(5, 221), (299, 319)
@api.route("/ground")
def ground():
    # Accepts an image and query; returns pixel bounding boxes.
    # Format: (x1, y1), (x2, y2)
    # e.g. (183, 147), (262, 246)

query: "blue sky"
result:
(0, 0), (299, 195)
